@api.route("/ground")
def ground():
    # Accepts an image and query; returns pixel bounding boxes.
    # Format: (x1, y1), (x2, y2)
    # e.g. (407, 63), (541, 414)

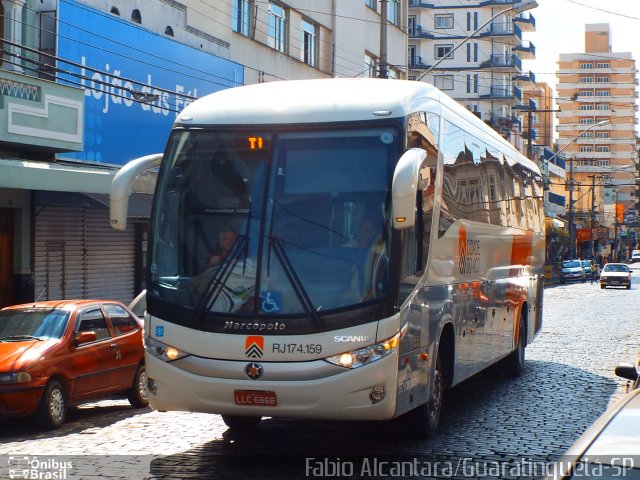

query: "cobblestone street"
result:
(2, 271), (639, 479)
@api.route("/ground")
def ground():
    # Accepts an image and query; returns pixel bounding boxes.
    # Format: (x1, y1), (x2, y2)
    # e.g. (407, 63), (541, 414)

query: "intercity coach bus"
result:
(110, 78), (544, 437)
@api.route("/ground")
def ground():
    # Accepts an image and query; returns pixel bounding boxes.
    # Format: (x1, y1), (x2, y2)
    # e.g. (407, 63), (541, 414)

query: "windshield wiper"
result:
(193, 234), (248, 322)
(0, 335), (43, 342)
(269, 236), (321, 327)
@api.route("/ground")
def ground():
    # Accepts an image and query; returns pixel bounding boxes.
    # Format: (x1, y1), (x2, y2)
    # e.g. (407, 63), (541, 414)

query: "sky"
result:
(523, 0), (640, 106)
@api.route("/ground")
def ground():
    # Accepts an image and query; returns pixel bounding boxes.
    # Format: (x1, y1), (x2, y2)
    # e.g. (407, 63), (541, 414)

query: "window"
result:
(579, 90), (593, 97)
(435, 14), (454, 29)
(596, 62), (610, 68)
(388, 0), (400, 26)
(580, 118), (595, 124)
(77, 309), (111, 341)
(104, 304), (138, 336)
(580, 131), (594, 138)
(596, 104), (610, 110)
(365, 0), (376, 9)
(408, 16), (416, 36)
(232, 0), (252, 36)
(595, 90), (610, 97)
(580, 146), (593, 152)
(165, 26), (174, 37)
(580, 104), (594, 110)
(596, 117), (608, 123)
(268, 1), (287, 53)
(408, 46), (417, 67)
(596, 131), (610, 138)
(580, 76), (593, 83)
(596, 145), (609, 152)
(580, 63), (594, 69)
(301, 19), (317, 67)
(365, 53), (377, 78)
(435, 44), (454, 59)
(434, 75), (454, 90)
(596, 76), (609, 83)
(131, 9), (142, 24)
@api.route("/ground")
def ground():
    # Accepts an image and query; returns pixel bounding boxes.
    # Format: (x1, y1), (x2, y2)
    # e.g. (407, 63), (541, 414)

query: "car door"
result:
(102, 303), (143, 390)
(69, 306), (122, 400)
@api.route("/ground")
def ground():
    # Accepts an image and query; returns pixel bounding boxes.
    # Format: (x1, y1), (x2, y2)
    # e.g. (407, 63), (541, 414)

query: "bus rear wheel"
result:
(221, 415), (261, 431)
(504, 312), (526, 376)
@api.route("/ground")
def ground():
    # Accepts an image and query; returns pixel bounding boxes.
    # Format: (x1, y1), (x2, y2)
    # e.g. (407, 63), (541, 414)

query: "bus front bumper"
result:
(145, 352), (399, 421)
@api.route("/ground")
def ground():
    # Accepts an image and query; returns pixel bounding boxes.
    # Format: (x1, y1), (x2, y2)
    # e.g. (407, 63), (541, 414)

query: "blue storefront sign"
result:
(57, 0), (244, 165)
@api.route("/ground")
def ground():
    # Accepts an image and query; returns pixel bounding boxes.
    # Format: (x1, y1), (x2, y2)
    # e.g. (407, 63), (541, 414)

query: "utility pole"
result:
(378, 0), (388, 79)
(614, 191), (619, 262)
(568, 157), (576, 259)
(589, 174), (597, 260)
(526, 108), (560, 161)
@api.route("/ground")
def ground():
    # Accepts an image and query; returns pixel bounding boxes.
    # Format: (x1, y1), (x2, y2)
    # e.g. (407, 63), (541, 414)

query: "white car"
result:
(600, 263), (631, 289)
(631, 250), (640, 263)
(546, 359), (640, 479)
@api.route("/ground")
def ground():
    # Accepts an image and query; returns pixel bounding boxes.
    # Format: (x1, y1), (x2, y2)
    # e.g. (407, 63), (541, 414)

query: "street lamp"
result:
(415, 0), (539, 81)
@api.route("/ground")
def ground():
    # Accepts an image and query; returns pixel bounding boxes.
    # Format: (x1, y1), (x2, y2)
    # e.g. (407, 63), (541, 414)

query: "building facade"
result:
(556, 24), (639, 258)
(407, 0), (536, 151)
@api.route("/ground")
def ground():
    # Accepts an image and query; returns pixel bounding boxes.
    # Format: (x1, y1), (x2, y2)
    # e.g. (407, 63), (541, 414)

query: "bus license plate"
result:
(234, 390), (277, 407)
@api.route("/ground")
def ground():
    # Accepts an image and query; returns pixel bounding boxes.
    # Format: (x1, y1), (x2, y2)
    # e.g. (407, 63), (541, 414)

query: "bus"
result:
(110, 78), (545, 437)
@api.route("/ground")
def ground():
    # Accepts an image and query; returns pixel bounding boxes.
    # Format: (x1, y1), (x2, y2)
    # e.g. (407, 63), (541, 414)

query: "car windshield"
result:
(563, 261), (581, 268)
(0, 308), (70, 341)
(581, 261), (591, 267)
(603, 264), (629, 273)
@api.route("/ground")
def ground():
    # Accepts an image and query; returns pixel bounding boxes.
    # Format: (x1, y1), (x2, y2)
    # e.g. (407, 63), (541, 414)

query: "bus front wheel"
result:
(222, 415), (261, 431)
(404, 353), (444, 438)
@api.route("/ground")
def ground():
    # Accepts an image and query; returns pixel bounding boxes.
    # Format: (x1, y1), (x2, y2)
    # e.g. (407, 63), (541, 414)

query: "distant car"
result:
(600, 263), (631, 289)
(631, 250), (640, 263)
(546, 358), (639, 479)
(0, 300), (148, 429)
(559, 260), (586, 283)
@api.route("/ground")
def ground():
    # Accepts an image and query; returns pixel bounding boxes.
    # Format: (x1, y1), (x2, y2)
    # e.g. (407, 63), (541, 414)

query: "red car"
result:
(0, 299), (148, 429)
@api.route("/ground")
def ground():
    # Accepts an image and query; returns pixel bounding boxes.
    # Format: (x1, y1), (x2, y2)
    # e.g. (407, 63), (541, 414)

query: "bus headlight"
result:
(325, 328), (405, 369)
(145, 336), (189, 362)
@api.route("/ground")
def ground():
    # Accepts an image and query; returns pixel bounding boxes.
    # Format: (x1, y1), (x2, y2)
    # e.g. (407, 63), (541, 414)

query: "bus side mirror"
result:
(391, 148), (426, 230)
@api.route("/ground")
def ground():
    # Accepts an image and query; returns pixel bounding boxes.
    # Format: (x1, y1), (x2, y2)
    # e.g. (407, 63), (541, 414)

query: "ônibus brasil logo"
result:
(245, 336), (264, 359)
(458, 225), (481, 275)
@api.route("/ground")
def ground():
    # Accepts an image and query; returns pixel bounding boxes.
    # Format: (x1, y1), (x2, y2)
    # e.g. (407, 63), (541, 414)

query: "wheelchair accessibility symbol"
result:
(260, 290), (281, 313)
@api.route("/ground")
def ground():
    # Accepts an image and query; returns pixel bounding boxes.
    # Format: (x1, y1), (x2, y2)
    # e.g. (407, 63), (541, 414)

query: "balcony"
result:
(513, 70), (536, 85)
(480, 54), (522, 71)
(479, 22), (522, 43)
(408, 55), (431, 70)
(408, 0), (435, 7)
(480, 85), (523, 101)
(514, 12), (536, 32)
(480, 0), (516, 6)
(513, 41), (535, 60)
(408, 25), (435, 39)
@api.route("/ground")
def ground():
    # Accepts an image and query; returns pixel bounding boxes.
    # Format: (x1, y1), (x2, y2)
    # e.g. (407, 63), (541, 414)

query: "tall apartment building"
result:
(556, 24), (639, 241)
(408, 0), (536, 150)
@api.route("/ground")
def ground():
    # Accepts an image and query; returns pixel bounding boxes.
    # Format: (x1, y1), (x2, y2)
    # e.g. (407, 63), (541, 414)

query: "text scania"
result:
(459, 238), (481, 275)
(334, 336), (369, 342)
(78, 57), (196, 116)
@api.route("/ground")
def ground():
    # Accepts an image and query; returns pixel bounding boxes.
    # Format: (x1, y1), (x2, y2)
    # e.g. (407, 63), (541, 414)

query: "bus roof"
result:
(176, 78), (538, 173)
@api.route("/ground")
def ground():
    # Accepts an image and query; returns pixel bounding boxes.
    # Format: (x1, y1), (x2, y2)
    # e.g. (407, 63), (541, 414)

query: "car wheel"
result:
(504, 312), (526, 376)
(221, 415), (261, 431)
(127, 365), (149, 408)
(36, 380), (67, 429)
(600, 284), (605, 289)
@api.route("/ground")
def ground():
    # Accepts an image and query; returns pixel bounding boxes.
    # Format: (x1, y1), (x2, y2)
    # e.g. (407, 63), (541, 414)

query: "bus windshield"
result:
(150, 126), (398, 318)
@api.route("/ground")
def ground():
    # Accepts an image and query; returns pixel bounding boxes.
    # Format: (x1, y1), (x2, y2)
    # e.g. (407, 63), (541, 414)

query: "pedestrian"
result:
(590, 260), (597, 284)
